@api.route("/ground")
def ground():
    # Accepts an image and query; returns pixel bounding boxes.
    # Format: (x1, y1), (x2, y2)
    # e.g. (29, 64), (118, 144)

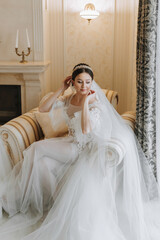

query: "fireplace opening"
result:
(0, 85), (21, 125)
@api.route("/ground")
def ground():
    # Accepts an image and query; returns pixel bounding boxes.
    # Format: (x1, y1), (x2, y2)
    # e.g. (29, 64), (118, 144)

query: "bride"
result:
(0, 63), (160, 240)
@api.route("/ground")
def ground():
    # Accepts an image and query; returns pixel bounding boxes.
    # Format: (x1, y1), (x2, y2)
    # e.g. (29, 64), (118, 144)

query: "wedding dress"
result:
(0, 81), (160, 240)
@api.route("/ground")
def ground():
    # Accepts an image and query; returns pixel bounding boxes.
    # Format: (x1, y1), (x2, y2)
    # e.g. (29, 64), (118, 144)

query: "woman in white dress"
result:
(0, 63), (160, 240)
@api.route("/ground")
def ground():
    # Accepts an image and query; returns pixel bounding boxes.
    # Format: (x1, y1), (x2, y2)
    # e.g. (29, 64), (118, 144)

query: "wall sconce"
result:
(80, 3), (99, 24)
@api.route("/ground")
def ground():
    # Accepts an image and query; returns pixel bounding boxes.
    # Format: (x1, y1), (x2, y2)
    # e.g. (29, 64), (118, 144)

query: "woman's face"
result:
(73, 72), (92, 95)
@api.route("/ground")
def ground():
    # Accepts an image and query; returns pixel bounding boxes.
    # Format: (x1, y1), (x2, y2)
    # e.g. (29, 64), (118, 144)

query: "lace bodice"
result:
(66, 103), (82, 118)
(49, 93), (101, 153)
(64, 96), (101, 152)
(64, 104), (93, 152)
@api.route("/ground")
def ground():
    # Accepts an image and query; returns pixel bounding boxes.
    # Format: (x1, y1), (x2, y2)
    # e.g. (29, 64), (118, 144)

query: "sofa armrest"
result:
(105, 138), (126, 167)
(102, 89), (118, 110)
(121, 111), (136, 130)
(0, 108), (43, 166)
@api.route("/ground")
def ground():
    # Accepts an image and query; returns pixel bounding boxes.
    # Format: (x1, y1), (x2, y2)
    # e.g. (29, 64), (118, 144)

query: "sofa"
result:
(0, 89), (136, 168)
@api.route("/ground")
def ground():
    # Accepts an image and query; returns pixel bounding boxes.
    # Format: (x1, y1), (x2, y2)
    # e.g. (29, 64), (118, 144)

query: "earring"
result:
(70, 81), (76, 93)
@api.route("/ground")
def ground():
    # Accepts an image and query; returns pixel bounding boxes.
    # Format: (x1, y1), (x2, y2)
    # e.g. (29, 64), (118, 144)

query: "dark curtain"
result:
(135, 0), (158, 176)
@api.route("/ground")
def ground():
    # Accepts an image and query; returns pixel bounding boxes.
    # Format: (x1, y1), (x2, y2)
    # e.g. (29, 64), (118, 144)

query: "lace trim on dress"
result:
(63, 95), (101, 153)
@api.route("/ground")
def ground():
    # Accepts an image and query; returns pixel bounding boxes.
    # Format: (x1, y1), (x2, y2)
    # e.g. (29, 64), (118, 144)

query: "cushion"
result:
(35, 110), (68, 139)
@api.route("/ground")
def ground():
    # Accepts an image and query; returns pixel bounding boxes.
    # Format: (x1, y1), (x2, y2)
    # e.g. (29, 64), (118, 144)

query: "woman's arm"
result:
(81, 91), (96, 134)
(39, 76), (72, 112)
(81, 97), (92, 134)
(39, 87), (64, 112)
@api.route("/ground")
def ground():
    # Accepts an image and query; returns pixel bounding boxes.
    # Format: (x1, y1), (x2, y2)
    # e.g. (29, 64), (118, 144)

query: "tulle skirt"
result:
(0, 136), (78, 239)
(1, 134), (160, 240)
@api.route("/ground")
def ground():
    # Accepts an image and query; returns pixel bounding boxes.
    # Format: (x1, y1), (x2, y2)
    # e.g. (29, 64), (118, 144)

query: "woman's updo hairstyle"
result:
(72, 63), (94, 82)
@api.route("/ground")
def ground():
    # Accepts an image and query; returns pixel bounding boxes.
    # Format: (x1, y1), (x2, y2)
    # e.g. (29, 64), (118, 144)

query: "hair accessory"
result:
(72, 65), (93, 73)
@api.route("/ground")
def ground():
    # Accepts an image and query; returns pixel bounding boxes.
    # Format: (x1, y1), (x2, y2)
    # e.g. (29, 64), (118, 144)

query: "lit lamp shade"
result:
(80, 3), (99, 23)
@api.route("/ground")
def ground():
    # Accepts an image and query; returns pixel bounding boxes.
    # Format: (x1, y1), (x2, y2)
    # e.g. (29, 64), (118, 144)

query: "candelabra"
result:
(15, 47), (31, 63)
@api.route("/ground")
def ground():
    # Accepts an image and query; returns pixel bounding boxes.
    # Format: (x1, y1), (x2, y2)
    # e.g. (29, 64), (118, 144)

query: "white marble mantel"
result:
(0, 61), (50, 114)
(0, 61), (50, 73)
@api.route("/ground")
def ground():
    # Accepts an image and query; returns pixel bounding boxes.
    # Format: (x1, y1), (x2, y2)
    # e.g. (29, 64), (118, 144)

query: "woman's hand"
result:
(62, 76), (72, 91)
(86, 90), (96, 104)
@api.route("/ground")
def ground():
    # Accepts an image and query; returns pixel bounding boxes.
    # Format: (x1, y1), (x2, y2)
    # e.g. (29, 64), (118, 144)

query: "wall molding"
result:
(63, 0), (67, 77)
(50, 0), (65, 91)
(32, 0), (44, 61)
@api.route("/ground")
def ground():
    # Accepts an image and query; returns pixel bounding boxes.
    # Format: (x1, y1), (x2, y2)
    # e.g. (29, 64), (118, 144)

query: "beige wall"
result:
(0, 0), (33, 61)
(0, 0), (51, 96)
(0, 0), (138, 113)
(113, 0), (138, 113)
(49, 0), (115, 91)
(49, 0), (138, 113)
(65, 0), (115, 90)
(43, 0), (51, 93)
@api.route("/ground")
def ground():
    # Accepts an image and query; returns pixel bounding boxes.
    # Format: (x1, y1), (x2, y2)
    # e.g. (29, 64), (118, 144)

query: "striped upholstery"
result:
(121, 111), (136, 130)
(0, 110), (43, 166)
(102, 89), (119, 110)
(0, 89), (131, 166)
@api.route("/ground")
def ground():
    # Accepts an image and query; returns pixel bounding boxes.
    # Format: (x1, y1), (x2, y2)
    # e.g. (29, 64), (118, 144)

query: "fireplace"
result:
(0, 85), (21, 125)
(0, 61), (50, 124)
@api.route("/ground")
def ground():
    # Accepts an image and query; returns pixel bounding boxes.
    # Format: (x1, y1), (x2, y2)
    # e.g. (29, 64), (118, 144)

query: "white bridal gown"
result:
(0, 81), (160, 240)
